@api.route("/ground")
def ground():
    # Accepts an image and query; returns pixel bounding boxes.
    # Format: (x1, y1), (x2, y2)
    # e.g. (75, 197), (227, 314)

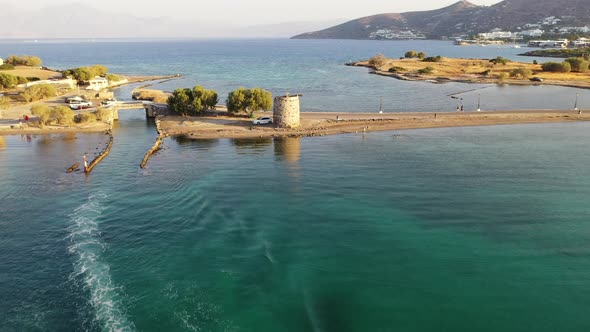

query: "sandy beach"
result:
(158, 110), (589, 139)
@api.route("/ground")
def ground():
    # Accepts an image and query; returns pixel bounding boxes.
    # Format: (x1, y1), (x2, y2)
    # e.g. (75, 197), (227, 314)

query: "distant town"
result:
(368, 16), (590, 48)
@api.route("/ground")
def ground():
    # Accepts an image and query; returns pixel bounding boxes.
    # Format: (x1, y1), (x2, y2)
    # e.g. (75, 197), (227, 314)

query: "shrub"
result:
(31, 104), (52, 125)
(533, 60), (538, 65)
(64, 64), (109, 82)
(26, 77), (41, 82)
(0, 64), (15, 70)
(564, 57), (589, 73)
(388, 66), (407, 73)
(0, 73), (18, 89)
(0, 96), (10, 110)
(480, 69), (492, 76)
(417, 66), (435, 75)
(6, 55), (42, 67)
(368, 54), (387, 69)
(497, 72), (509, 83)
(77, 112), (97, 123)
(22, 84), (57, 102)
(417, 52), (426, 59)
(510, 68), (533, 79)
(105, 73), (124, 82)
(52, 106), (75, 126)
(95, 108), (112, 122)
(404, 50), (419, 58)
(423, 56), (443, 63)
(489, 56), (510, 65)
(541, 61), (572, 73)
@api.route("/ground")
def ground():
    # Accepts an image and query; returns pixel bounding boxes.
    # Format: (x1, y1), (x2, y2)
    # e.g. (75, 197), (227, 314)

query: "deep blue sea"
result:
(1, 39), (590, 332)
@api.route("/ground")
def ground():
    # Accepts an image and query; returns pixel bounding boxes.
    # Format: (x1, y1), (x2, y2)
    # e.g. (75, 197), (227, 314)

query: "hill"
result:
(292, 0), (590, 40)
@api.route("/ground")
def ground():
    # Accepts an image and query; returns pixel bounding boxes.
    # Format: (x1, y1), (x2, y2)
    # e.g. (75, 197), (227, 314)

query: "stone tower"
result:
(273, 94), (302, 128)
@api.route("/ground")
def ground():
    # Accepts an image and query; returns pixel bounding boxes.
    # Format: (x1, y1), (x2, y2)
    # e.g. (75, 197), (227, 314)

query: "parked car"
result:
(69, 101), (93, 110)
(65, 96), (86, 104)
(530, 77), (544, 82)
(252, 117), (273, 125)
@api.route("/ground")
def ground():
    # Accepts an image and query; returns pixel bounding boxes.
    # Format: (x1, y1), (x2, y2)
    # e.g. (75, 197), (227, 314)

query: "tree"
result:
(368, 54), (387, 69)
(167, 88), (192, 116)
(417, 52), (427, 59)
(246, 87), (272, 116)
(191, 85), (218, 112)
(26, 56), (42, 67)
(404, 50), (419, 58)
(226, 87), (272, 116)
(565, 57), (589, 73)
(226, 87), (249, 114)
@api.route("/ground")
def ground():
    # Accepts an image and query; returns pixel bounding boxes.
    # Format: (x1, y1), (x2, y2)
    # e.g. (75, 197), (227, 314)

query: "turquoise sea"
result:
(1, 39), (590, 331)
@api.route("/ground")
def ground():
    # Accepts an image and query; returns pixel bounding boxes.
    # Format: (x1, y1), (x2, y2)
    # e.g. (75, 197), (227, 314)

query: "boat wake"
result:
(67, 193), (134, 332)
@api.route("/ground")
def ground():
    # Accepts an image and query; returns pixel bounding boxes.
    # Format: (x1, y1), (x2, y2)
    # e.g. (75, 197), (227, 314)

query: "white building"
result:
(0, 58), (3, 66)
(519, 29), (545, 37)
(479, 29), (518, 40)
(87, 77), (109, 91)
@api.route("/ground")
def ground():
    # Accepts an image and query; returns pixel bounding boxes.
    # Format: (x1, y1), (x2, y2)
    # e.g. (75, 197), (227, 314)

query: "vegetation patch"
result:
(418, 66), (435, 75)
(168, 86), (219, 116)
(226, 87), (272, 117)
(31, 104), (75, 127)
(4, 55), (43, 67)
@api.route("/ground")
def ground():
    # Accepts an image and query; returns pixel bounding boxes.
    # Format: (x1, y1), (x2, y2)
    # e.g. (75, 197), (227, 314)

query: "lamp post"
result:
(477, 94), (481, 112)
(574, 93), (579, 111)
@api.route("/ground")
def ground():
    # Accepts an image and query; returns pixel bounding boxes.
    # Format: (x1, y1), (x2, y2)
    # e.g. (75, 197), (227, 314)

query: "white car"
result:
(252, 117), (273, 125)
(69, 101), (93, 110)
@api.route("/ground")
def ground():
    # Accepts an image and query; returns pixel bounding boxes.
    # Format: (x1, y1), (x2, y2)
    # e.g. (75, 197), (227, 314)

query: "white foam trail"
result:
(67, 193), (134, 332)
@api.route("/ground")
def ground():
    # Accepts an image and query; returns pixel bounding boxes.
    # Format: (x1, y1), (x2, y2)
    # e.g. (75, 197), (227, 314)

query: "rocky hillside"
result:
(292, 0), (590, 40)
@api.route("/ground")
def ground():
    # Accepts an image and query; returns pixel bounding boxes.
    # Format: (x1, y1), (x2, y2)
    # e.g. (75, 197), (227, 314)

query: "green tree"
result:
(25, 56), (42, 67)
(417, 52), (427, 59)
(246, 88), (273, 116)
(191, 85), (218, 113)
(564, 57), (589, 73)
(6, 55), (42, 66)
(226, 87), (272, 116)
(167, 88), (192, 116)
(226, 87), (249, 114)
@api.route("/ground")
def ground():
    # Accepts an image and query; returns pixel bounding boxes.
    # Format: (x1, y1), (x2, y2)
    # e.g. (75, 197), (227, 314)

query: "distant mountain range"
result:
(292, 0), (590, 40)
(0, 3), (344, 39)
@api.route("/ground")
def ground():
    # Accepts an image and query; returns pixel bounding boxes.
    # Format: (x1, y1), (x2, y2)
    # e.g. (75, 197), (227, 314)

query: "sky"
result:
(16, 0), (502, 25)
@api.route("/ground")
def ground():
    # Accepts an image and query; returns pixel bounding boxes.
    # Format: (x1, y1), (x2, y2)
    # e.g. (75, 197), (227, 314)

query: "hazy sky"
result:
(17, 0), (502, 25)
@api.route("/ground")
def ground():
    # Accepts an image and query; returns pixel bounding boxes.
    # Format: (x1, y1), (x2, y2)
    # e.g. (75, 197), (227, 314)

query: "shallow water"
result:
(1, 39), (590, 331)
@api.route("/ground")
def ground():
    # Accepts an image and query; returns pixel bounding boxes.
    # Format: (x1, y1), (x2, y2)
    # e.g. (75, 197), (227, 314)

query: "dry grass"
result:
(0, 66), (62, 80)
(362, 57), (590, 83)
(132, 89), (170, 103)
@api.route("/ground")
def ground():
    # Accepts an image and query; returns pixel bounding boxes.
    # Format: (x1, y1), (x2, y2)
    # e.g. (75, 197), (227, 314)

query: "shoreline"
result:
(157, 110), (589, 140)
(2, 110), (588, 138)
(348, 60), (590, 90)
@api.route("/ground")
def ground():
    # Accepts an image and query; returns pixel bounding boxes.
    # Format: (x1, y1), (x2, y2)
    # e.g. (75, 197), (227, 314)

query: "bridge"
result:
(108, 101), (169, 120)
